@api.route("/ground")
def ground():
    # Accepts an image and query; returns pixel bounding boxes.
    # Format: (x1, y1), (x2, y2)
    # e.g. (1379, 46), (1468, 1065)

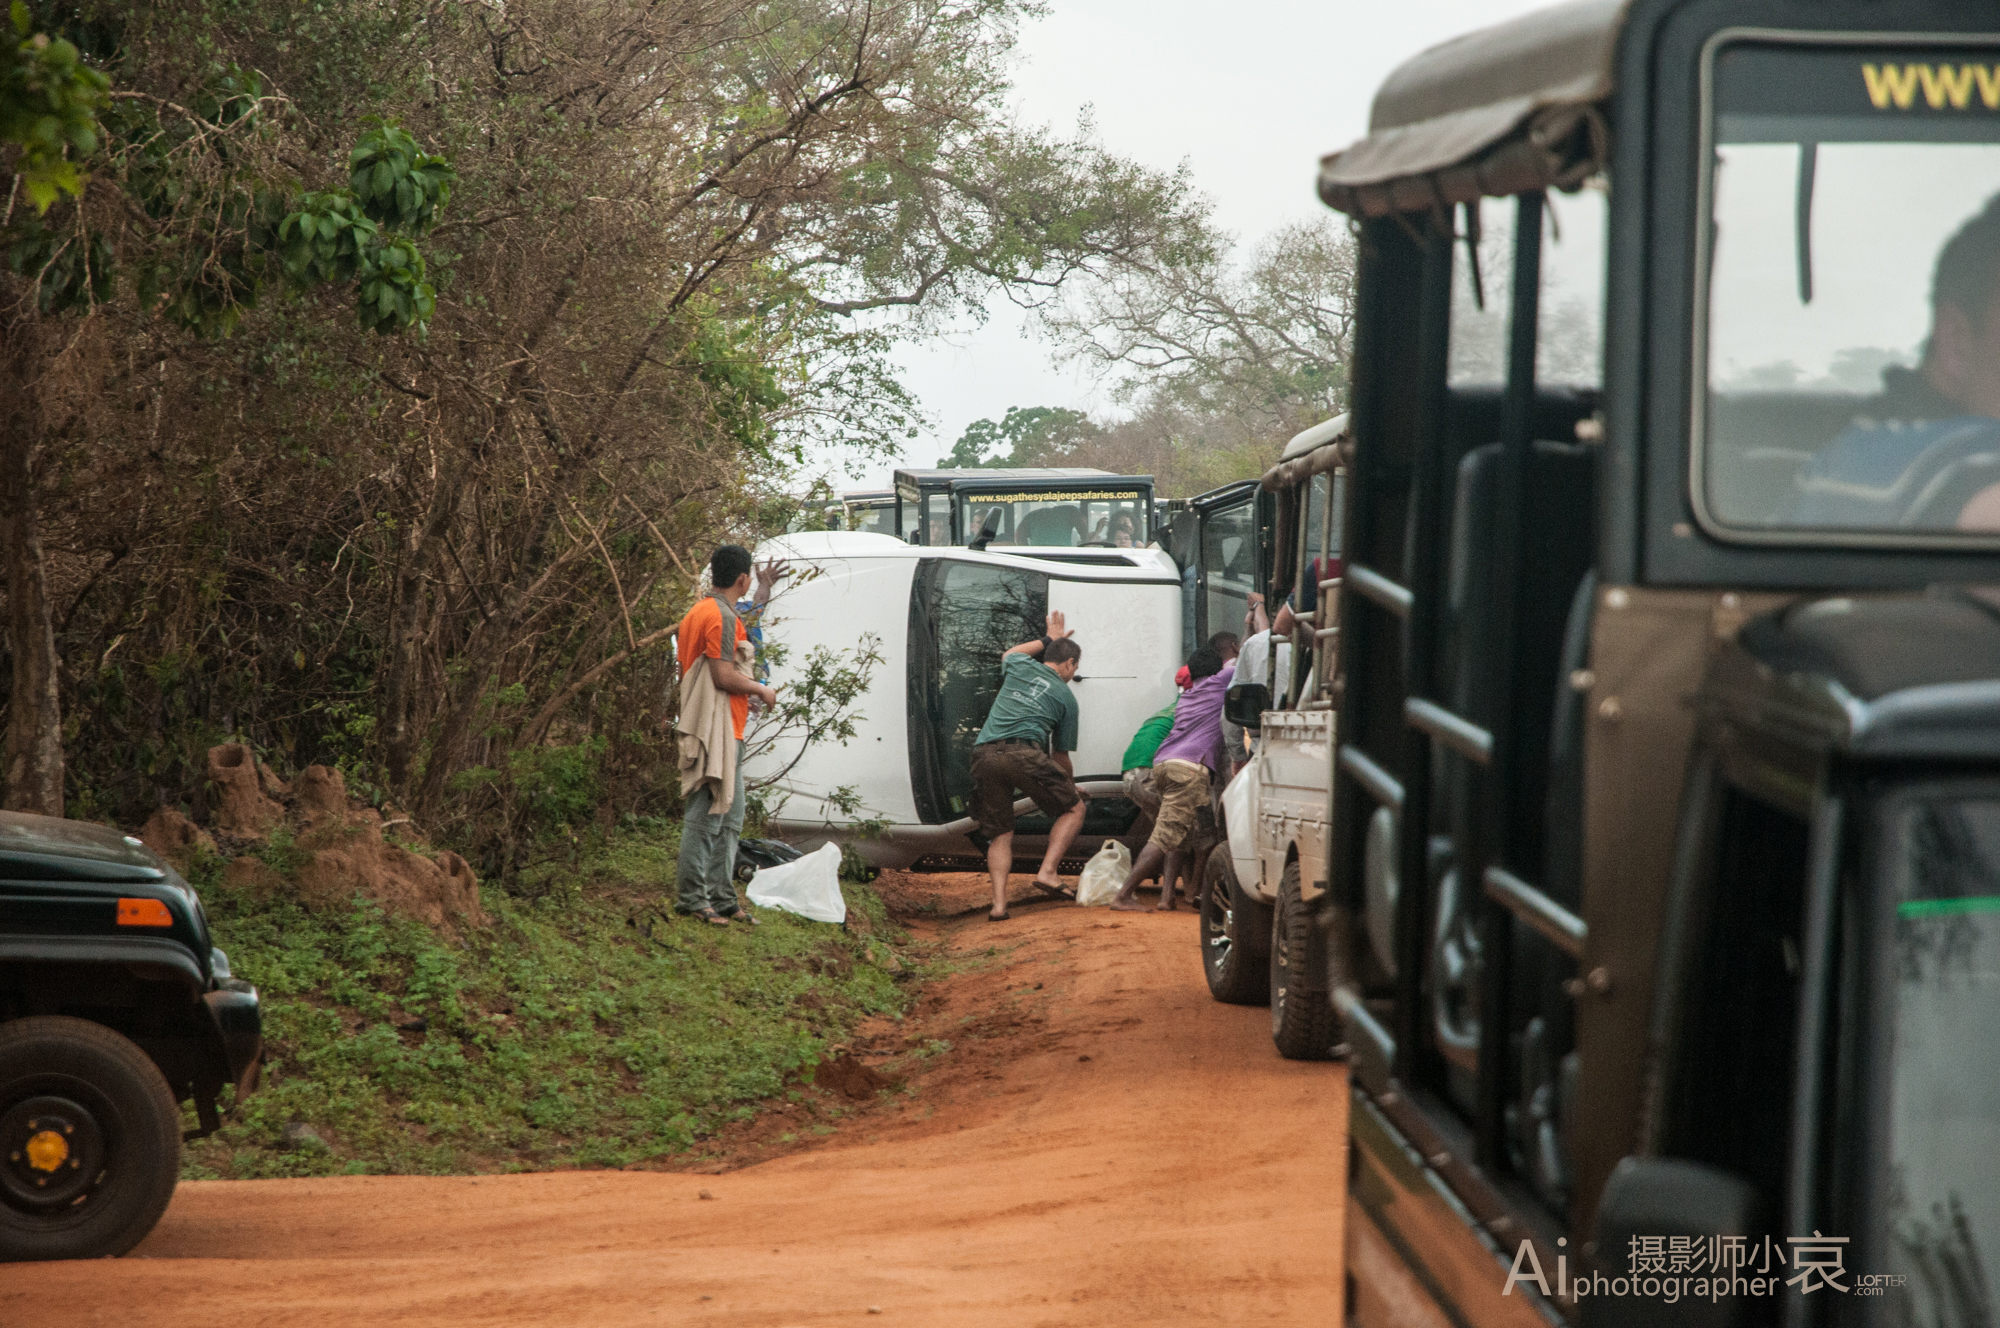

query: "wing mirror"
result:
(1579, 1157), (1760, 1328)
(1224, 683), (1268, 730)
(969, 507), (1003, 551)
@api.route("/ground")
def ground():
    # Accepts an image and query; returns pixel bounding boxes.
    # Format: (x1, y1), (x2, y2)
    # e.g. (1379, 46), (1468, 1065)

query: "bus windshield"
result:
(960, 489), (1151, 548)
(1700, 42), (2000, 541)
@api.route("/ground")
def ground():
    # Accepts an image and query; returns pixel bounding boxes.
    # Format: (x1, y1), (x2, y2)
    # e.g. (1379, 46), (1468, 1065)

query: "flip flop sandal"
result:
(723, 909), (760, 927)
(986, 910), (1011, 922)
(1029, 882), (1075, 902)
(688, 908), (730, 927)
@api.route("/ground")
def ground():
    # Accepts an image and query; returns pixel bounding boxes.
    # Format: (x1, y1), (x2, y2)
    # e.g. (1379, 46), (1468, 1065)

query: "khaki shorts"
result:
(1122, 766), (1161, 817)
(969, 740), (1080, 840)
(1148, 759), (1212, 853)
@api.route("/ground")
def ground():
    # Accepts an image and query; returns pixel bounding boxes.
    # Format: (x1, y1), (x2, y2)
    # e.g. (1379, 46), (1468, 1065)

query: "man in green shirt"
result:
(969, 609), (1087, 922)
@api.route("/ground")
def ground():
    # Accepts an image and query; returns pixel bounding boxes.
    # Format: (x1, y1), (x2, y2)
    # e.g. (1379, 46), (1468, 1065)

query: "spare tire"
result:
(1200, 844), (1270, 1006)
(0, 1016), (182, 1262)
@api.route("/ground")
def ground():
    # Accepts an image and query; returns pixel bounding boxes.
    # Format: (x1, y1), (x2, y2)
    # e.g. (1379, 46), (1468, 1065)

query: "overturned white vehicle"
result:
(743, 531), (1184, 869)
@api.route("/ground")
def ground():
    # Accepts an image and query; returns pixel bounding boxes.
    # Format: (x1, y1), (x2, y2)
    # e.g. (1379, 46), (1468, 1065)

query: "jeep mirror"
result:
(1581, 1157), (1759, 1328)
(969, 506), (1003, 552)
(1224, 683), (1268, 730)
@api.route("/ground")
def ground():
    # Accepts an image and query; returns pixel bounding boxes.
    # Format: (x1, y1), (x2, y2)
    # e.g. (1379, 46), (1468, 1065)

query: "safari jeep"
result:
(1281, 2), (2000, 1327)
(0, 812), (261, 1260)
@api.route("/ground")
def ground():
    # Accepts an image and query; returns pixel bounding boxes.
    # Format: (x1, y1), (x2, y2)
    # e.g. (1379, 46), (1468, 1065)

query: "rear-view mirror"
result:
(1224, 684), (1268, 730)
(1580, 1157), (1759, 1328)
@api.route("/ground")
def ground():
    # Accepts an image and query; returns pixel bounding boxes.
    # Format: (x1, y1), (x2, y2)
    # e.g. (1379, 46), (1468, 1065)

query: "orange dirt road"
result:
(6, 880), (1349, 1327)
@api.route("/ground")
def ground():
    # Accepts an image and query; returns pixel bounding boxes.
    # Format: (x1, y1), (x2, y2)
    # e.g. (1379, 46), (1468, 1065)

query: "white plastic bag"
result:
(746, 841), (847, 924)
(1074, 839), (1131, 907)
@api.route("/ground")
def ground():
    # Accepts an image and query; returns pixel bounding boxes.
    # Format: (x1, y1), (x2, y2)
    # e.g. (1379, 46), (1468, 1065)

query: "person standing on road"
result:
(1110, 644), (1234, 913)
(969, 609), (1088, 923)
(674, 545), (779, 927)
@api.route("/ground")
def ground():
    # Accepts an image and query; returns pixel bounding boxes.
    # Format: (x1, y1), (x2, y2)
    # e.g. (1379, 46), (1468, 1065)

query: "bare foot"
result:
(1108, 896), (1148, 912)
(1153, 897), (1176, 912)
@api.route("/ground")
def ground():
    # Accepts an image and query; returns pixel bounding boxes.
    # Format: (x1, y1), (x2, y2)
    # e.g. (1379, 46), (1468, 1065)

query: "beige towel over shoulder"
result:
(676, 654), (739, 814)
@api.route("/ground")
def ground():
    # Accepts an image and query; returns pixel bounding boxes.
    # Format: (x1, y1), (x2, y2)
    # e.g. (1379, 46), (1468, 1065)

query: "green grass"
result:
(181, 827), (928, 1179)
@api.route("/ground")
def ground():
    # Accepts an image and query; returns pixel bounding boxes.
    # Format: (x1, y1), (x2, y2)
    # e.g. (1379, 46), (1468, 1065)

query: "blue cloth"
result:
(734, 598), (769, 682)
(1788, 415), (2000, 529)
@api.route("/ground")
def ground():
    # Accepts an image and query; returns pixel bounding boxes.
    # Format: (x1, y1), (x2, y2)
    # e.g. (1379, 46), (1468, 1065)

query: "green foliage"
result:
(691, 315), (787, 456)
(507, 738), (607, 841)
(348, 122), (453, 234)
(183, 828), (922, 1178)
(3, 213), (111, 312)
(0, 2), (109, 211)
(941, 405), (1100, 469)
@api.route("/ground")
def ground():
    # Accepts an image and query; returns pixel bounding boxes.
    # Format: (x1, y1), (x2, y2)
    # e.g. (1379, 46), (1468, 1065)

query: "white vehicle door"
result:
(1047, 576), (1180, 780)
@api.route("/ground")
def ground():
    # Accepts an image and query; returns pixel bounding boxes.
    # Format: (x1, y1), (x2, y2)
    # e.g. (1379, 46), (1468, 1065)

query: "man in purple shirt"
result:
(1110, 645), (1234, 912)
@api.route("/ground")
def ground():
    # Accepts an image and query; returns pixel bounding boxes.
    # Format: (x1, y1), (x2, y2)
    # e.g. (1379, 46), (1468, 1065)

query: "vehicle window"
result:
(1448, 190), (1605, 390)
(1451, 196), (1514, 388)
(927, 562), (1047, 815)
(851, 505), (893, 536)
(898, 493), (920, 543)
(1202, 499), (1255, 641)
(1879, 796), (2000, 1323)
(957, 489), (1151, 548)
(1700, 42), (2000, 539)
(1540, 184), (1605, 388)
(923, 494), (951, 546)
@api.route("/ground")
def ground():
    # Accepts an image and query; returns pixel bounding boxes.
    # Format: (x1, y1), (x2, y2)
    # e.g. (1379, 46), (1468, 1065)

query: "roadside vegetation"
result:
(180, 823), (931, 1179)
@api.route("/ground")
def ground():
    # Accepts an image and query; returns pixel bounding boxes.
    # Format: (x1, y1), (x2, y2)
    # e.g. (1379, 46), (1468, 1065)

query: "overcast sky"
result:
(834, 0), (1563, 488)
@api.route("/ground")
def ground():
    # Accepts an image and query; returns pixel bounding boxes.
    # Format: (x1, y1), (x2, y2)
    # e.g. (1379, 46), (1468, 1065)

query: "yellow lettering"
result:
(1975, 64), (2000, 109)
(1918, 63), (1978, 109)
(1863, 62), (1922, 110)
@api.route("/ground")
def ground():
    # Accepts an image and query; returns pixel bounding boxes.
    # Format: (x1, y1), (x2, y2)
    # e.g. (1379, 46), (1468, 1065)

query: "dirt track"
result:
(6, 874), (1349, 1327)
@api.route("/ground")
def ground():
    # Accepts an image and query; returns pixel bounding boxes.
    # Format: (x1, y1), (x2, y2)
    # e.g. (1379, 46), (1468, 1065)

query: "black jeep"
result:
(0, 811), (261, 1260)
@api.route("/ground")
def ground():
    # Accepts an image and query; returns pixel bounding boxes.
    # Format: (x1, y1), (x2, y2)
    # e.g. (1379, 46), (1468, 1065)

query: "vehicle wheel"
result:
(0, 1017), (182, 1262)
(1200, 844), (1270, 1006)
(1270, 861), (1338, 1060)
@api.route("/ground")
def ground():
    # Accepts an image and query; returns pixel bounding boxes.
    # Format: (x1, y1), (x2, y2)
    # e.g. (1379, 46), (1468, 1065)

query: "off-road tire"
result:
(1271, 861), (1339, 1060)
(0, 1016), (182, 1262)
(1200, 844), (1270, 1006)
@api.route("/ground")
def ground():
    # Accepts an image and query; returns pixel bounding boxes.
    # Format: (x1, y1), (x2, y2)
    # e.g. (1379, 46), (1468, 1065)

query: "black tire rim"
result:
(1, 1078), (117, 1218)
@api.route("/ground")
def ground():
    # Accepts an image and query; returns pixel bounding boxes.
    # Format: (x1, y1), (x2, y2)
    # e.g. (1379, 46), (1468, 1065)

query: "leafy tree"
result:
(1039, 217), (1360, 496)
(2, 5), (450, 815)
(938, 405), (1100, 468)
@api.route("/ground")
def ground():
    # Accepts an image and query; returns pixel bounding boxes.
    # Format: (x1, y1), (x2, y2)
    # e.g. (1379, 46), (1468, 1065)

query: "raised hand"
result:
(754, 558), (790, 599)
(1046, 608), (1074, 640)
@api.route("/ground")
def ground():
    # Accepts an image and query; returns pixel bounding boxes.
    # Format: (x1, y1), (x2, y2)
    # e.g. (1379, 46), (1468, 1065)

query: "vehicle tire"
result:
(1270, 861), (1339, 1060)
(0, 1016), (182, 1262)
(1200, 844), (1270, 1006)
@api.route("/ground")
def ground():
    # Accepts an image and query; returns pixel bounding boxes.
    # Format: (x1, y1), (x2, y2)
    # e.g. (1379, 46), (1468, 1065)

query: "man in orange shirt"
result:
(676, 545), (779, 925)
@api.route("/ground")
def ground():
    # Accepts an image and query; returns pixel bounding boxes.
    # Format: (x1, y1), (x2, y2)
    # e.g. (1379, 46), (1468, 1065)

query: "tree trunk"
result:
(380, 456), (466, 794)
(0, 316), (64, 816)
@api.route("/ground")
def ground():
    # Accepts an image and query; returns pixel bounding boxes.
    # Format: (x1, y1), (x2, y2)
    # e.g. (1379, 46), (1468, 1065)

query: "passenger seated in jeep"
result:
(1792, 192), (2000, 531)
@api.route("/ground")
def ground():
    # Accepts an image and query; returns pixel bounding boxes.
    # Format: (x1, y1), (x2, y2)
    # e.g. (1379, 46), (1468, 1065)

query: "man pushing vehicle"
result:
(969, 609), (1088, 923)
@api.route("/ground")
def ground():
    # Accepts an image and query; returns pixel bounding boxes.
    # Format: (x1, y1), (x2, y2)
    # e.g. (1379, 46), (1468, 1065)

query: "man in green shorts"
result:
(969, 609), (1087, 922)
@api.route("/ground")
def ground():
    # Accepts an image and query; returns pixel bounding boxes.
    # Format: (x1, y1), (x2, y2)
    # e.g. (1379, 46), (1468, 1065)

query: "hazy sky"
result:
(837, 0), (1563, 488)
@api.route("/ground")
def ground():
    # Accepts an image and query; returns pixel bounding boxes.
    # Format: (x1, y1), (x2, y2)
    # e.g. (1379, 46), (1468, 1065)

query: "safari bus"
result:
(1224, 2), (2000, 1327)
(891, 468), (1155, 550)
(839, 489), (895, 536)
